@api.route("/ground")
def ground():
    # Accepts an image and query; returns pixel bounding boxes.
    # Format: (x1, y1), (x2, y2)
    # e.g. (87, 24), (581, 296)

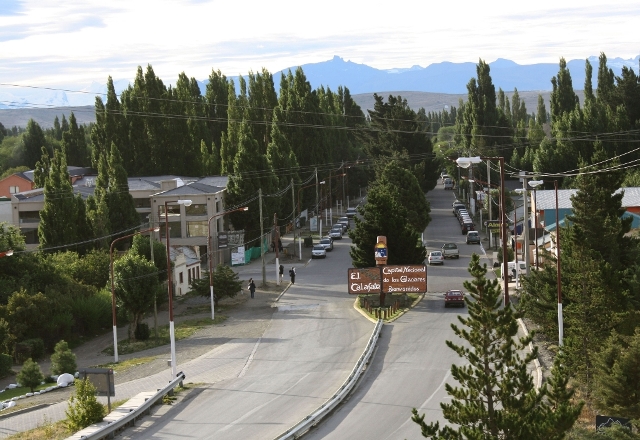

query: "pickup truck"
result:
(441, 243), (459, 259)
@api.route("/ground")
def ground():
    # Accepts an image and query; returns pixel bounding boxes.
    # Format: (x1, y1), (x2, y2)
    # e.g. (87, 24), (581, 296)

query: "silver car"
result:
(311, 245), (327, 259)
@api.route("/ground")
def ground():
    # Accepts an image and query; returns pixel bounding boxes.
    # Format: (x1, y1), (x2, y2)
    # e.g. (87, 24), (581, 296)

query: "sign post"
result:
(374, 236), (388, 306)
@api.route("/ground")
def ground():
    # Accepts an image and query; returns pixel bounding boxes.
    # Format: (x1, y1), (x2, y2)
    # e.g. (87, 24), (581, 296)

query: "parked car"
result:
(346, 207), (358, 218)
(444, 178), (454, 190)
(444, 290), (465, 308)
(311, 245), (327, 259)
(441, 174), (451, 183)
(466, 231), (481, 244)
(319, 237), (333, 251)
(428, 251), (444, 265)
(329, 226), (343, 239)
(441, 243), (459, 259)
(461, 220), (475, 234)
(338, 216), (350, 230)
(453, 203), (466, 216)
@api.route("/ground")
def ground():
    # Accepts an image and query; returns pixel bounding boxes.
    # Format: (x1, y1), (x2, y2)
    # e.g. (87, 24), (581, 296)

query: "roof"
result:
(152, 180), (225, 197)
(535, 187), (640, 210)
(170, 246), (200, 266)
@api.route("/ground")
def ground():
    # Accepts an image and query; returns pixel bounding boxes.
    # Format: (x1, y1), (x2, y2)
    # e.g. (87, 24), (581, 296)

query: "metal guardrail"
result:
(275, 319), (383, 440)
(66, 372), (185, 440)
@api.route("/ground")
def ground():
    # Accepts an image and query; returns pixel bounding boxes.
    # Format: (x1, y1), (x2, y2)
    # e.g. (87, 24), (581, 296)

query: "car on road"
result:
(441, 243), (459, 259)
(453, 203), (466, 216)
(338, 216), (350, 230)
(444, 290), (465, 308)
(329, 226), (343, 239)
(428, 251), (444, 265)
(319, 237), (333, 251)
(444, 178), (454, 190)
(311, 245), (327, 259)
(346, 207), (358, 218)
(466, 231), (480, 244)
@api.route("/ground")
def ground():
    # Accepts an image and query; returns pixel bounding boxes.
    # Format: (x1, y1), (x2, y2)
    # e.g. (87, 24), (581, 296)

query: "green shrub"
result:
(0, 353), (12, 378)
(65, 378), (106, 431)
(70, 292), (112, 335)
(17, 358), (44, 392)
(50, 340), (77, 375)
(135, 323), (150, 341)
(15, 338), (45, 362)
(44, 375), (56, 383)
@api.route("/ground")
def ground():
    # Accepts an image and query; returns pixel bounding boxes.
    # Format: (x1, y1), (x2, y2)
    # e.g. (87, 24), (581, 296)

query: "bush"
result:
(134, 322), (150, 341)
(15, 338), (45, 362)
(70, 292), (112, 335)
(50, 340), (77, 375)
(65, 378), (106, 432)
(0, 353), (12, 378)
(17, 358), (44, 392)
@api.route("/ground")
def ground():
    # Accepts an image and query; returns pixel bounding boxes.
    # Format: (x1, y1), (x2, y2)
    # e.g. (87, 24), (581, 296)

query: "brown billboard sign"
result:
(348, 267), (382, 294)
(381, 265), (427, 293)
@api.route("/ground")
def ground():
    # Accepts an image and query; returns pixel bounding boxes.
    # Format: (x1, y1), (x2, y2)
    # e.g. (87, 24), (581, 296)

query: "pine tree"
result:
(32, 146), (51, 188)
(50, 339), (77, 375)
(106, 143), (139, 247)
(21, 119), (47, 169)
(17, 358), (44, 393)
(412, 254), (581, 439)
(61, 112), (89, 167)
(550, 58), (579, 124)
(65, 378), (106, 431)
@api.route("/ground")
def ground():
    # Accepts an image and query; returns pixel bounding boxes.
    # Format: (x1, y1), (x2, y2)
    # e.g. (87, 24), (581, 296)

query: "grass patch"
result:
(0, 382), (59, 401)
(102, 315), (228, 356)
(93, 356), (156, 373)
(357, 293), (421, 322)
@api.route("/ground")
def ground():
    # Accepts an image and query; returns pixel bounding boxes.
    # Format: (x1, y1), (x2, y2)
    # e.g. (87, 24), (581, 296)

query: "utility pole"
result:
(259, 188), (266, 286)
(315, 168), (318, 220)
(149, 212), (157, 338)
(274, 213), (280, 285)
(519, 174), (532, 276)
(487, 160), (492, 248)
(291, 178), (296, 257)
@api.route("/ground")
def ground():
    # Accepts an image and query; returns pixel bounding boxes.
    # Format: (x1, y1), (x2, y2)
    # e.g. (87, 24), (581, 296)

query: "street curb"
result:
(517, 318), (543, 390)
(0, 403), (52, 420)
(353, 293), (425, 324)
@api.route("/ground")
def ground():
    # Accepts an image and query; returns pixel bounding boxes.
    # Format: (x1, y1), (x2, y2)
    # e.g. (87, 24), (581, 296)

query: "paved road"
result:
(123, 230), (375, 439)
(305, 185), (485, 439)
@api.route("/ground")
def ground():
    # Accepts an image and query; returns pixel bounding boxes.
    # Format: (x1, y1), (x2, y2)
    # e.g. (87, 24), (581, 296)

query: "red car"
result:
(444, 290), (465, 308)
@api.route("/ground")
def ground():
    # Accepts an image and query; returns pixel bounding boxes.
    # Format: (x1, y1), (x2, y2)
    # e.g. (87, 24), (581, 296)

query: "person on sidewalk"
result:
(289, 267), (296, 284)
(279, 264), (284, 282)
(248, 278), (256, 298)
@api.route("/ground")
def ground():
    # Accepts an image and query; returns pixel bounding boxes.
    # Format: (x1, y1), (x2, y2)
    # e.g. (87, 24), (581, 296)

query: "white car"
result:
(319, 237), (333, 251)
(311, 245), (327, 259)
(346, 207), (358, 218)
(428, 251), (444, 265)
(338, 216), (350, 230)
(329, 227), (343, 239)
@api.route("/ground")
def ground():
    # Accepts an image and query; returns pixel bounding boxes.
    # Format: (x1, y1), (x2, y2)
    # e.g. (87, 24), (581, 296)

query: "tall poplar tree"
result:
(61, 112), (89, 167)
(106, 143), (139, 247)
(21, 119), (47, 169)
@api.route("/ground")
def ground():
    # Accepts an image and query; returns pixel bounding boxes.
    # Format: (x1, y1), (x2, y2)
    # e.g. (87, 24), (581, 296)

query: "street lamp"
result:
(0, 249), (13, 258)
(109, 226), (160, 363)
(207, 206), (248, 320)
(457, 156), (509, 305)
(163, 199), (192, 379)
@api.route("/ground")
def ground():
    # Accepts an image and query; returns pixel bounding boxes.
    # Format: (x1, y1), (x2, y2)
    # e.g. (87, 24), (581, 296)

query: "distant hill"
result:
(0, 55), (636, 113)
(1, 90), (589, 129)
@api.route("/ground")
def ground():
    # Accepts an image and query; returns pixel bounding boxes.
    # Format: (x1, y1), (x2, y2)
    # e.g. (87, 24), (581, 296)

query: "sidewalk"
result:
(0, 225), (320, 437)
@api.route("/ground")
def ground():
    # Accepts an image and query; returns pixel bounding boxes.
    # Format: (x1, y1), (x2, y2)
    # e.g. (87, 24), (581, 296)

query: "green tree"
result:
(62, 112), (89, 167)
(65, 378), (106, 431)
(106, 143), (139, 248)
(550, 58), (579, 124)
(32, 146), (51, 188)
(113, 253), (159, 340)
(349, 183), (426, 267)
(593, 329), (640, 423)
(20, 119), (48, 169)
(38, 150), (79, 249)
(412, 254), (581, 439)
(187, 266), (243, 306)
(16, 358), (44, 393)
(50, 339), (77, 375)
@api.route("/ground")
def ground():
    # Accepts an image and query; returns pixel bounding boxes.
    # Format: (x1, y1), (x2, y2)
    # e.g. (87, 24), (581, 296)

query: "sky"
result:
(0, 0), (639, 92)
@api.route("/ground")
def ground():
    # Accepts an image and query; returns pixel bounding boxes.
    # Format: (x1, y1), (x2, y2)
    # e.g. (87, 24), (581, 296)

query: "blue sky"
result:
(0, 0), (638, 91)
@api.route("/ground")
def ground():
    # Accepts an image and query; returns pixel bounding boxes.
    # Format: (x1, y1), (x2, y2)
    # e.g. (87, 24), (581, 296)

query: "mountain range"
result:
(0, 55), (636, 128)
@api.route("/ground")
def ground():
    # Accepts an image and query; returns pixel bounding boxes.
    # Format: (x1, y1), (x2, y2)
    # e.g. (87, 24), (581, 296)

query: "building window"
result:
(185, 204), (207, 216)
(9, 186), (19, 194)
(188, 269), (191, 284)
(187, 221), (207, 237)
(134, 198), (151, 208)
(179, 272), (183, 284)
(160, 221), (182, 239)
(19, 211), (40, 224)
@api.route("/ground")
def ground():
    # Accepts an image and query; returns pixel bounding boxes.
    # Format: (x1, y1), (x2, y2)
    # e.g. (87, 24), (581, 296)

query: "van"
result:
(444, 178), (454, 190)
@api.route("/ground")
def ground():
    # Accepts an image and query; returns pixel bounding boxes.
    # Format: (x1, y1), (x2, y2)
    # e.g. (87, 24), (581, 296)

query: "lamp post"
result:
(207, 206), (248, 320)
(528, 180), (544, 269)
(163, 199), (192, 378)
(0, 249), (13, 258)
(457, 156), (509, 305)
(554, 180), (563, 347)
(109, 226), (159, 363)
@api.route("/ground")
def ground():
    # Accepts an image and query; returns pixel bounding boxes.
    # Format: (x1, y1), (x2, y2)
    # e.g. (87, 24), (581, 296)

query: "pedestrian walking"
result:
(248, 278), (256, 299)
(279, 264), (284, 282)
(289, 267), (296, 284)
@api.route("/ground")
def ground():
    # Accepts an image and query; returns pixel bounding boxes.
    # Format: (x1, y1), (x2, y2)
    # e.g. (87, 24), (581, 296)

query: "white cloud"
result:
(0, 0), (638, 89)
